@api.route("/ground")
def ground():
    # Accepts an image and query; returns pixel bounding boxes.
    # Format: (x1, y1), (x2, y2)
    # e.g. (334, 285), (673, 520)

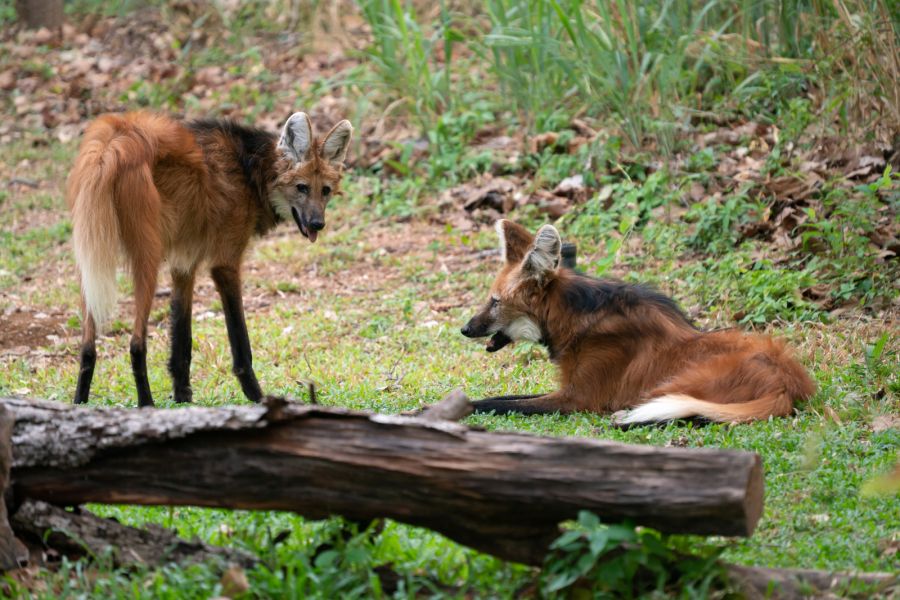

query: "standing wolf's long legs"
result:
(169, 268), (196, 403)
(211, 265), (263, 402)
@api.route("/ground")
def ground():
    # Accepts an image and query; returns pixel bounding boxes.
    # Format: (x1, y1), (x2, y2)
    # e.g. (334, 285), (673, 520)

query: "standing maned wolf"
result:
(461, 220), (815, 424)
(67, 110), (352, 407)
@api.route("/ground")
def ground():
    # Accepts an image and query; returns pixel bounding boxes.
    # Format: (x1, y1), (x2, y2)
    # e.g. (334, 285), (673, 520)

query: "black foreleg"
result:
(168, 269), (195, 403)
(211, 265), (263, 403)
(472, 393), (568, 415)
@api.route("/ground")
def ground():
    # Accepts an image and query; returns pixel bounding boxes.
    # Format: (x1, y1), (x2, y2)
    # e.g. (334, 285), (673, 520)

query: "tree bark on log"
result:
(3, 396), (763, 566)
(10, 500), (256, 568)
(727, 565), (897, 599)
(0, 405), (26, 570)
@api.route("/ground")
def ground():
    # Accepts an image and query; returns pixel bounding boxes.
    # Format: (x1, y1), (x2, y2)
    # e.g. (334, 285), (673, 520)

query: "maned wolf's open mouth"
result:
(486, 331), (512, 352)
(291, 207), (318, 243)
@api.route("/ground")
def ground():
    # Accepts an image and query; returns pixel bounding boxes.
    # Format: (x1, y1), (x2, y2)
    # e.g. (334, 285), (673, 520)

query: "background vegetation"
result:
(0, 0), (897, 597)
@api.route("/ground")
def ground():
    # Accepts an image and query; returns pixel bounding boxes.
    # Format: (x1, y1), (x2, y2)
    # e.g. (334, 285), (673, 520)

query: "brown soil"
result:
(0, 309), (73, 355)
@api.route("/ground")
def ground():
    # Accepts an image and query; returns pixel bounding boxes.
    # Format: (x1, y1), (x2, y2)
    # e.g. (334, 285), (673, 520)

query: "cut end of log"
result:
(742, 455), (764, 537)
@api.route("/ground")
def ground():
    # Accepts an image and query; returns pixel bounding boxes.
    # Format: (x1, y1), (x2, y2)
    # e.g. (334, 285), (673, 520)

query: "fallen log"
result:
(11, 500), (257, 569)
(3, 395), (763, 565)
(0, 406), (26, 570)
(726, 565), (897, 599)
(2, 397), (895, 596)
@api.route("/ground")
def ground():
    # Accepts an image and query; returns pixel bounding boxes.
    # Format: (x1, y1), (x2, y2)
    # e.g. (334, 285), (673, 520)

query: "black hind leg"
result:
(130, 335), (153, 408)
(73, 309), (97, 405)
(130, 252), (159, 408)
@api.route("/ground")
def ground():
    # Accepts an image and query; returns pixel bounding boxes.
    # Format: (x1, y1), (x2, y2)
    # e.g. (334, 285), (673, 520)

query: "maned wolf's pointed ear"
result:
(522, 225), (561, 282)
(321, 120), (353, 165)
(278, 112), (314, 162)
(496, 219), (535, 264)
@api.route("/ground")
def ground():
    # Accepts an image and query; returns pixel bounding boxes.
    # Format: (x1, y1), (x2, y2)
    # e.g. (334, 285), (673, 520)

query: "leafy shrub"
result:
(541, 512), (731, 598)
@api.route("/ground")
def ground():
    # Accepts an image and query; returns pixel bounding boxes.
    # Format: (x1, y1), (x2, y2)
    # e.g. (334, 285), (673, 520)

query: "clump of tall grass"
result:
(809, 0), (899, 139)
(356, 0), (898, 151)
(479, 0), (730, 147)
(357, 0), (460, 134)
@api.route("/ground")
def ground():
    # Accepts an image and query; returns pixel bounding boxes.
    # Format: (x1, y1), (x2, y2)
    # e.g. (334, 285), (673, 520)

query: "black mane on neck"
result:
(188, 118), (278, 214)
(560, 273), (695, 328)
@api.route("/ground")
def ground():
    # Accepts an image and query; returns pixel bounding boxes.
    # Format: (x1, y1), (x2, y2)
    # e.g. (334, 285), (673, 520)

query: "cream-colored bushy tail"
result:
(614, 393), (792, 425)
(69, 143), (121, 327)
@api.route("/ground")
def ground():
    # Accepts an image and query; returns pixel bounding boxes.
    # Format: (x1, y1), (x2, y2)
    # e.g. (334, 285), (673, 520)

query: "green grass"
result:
(1, 169), (897, 596)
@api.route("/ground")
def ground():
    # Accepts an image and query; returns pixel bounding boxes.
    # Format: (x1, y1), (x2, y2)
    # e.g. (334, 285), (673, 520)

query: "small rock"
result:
(553, 175), (587, 201)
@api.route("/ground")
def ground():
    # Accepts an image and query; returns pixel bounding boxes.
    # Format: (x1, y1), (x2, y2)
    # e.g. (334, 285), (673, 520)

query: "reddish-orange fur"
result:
(463, 221), (816, 423)
(67, 110), (352, 406)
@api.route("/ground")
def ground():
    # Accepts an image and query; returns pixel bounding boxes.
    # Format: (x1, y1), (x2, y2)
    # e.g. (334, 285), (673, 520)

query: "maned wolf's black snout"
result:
(461, 318), (488, 338)
(308, 218), (325, 231)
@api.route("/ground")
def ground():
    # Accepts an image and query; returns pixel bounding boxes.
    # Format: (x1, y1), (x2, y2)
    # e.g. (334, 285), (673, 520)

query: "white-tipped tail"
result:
(614, 393), (791, 425)
(615, 394), (704, 424)
(71, 180), (120, 326)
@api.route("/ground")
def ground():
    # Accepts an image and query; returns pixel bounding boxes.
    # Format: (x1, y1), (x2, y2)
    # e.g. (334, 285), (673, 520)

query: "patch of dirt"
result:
(244, 221), (483, 307)
(0, 6), (365, 147)
(63, 221), (487, 335)
(0, 309), (73, 355)
(871, 414), (900, 433)
(3, 206), (65, 236)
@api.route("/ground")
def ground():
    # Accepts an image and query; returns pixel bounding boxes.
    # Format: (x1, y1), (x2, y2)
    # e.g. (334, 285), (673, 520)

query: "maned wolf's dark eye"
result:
(322, 185), (332, 196)
(490, 296), (500, 306)
(296, 184), (310, 194)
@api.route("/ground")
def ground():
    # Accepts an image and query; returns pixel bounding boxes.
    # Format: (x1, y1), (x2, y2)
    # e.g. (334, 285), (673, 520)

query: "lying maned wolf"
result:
(461, 220), (815, 424)
(67, 110), (352, 407)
